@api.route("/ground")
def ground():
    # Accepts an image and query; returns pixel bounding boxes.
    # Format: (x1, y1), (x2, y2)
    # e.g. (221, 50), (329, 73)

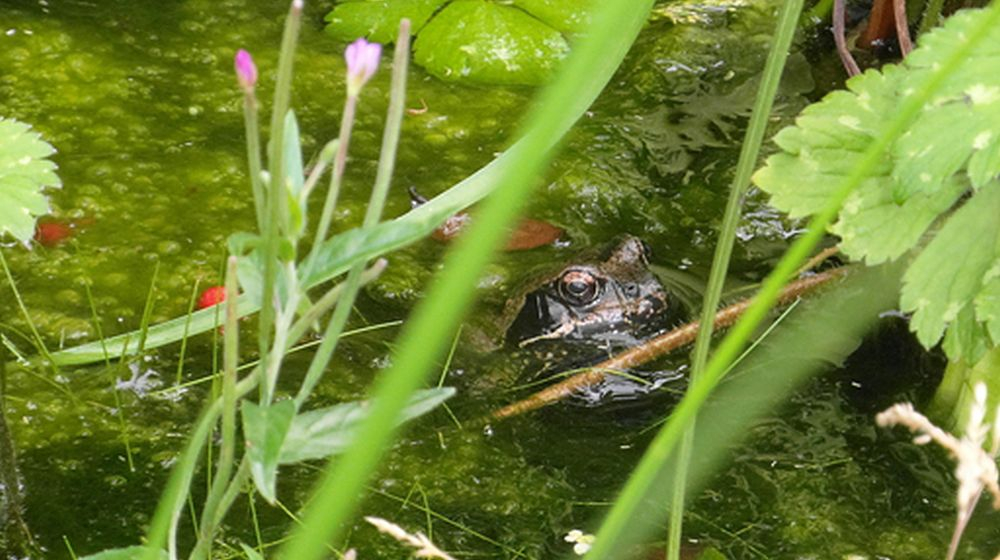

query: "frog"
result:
(460, 235), (687, 407)
(497, 235), (684, 351)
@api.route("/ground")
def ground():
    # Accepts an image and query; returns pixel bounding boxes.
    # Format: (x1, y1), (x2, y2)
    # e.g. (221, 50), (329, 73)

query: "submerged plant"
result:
(877, 382), (1000, 560)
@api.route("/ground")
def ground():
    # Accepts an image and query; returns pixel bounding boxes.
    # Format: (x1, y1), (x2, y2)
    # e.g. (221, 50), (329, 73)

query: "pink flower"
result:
(345, 38), (381, 95)
(234, 49), (258, 92)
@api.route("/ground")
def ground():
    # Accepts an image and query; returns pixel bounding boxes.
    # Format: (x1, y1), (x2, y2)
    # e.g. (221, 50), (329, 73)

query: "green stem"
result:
(243, 91), (265, 231)
(258, 0), (303, 405)
(277, 3), (654, 558)
(919, 0), (946, 35)
(666, 0), (805, 556)
(189, 258), (241, 560)
(301, 94), (358, 284)
(294, 20), (411, 407)
(0, 251), (56, 370)
(142, 262), (385, 560)
(586, 3), (1000, 555)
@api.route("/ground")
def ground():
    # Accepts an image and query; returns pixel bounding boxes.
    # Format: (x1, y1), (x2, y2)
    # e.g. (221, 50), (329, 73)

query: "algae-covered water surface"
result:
(1, 0), (998, 558)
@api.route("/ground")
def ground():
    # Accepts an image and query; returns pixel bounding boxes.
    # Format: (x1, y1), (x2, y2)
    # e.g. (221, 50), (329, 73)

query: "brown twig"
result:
(893, 0), (913, 55)
(834, 0), (862, 76)
(490, 267), (852, 420)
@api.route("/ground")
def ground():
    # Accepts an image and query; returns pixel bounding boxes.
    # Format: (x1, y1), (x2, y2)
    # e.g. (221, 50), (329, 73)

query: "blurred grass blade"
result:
(585, 3), (1000, 554)
(667, 0), (805, 554)
(277, 2), (655, 559)
(602, 264), (903, 553)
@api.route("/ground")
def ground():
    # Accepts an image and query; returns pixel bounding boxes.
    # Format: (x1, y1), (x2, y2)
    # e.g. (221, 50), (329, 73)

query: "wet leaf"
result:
(900, 182), (1000, 357)
(0, 118), (60, 244)
(325, 0), (446, 43)
(892, 10), (1000, 201)
(514, 0), (593, 35)
(413, 0), (569, 86)
(279, 387), (454, 464)
(242, 399), (297, 503)
(754, 7), (1000, 361)
(504, 218), (563, 250)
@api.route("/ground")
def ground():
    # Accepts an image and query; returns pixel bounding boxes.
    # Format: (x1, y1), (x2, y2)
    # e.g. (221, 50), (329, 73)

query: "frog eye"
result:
(557, 269), (600, 305)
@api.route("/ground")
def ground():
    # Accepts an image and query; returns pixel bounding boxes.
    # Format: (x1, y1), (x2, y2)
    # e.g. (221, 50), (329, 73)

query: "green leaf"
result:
(279, 387), (454, 464)
(832, 174), (966, 265)
(324, 0), (447, 43)
(79, 546), (167, 560)
(514, 0), (593, 35)
(239, 544), (265, 560)
(900, 182), (1000, 358)
(892, 10), (1000, 200)
(974, 269), (1000, 343)
(242, 399), (297, 503)
(283, 110), (304, 198)
(413, 0), (569, 86)
(0, 118), (61, 243)
(753, 67), (898, 221)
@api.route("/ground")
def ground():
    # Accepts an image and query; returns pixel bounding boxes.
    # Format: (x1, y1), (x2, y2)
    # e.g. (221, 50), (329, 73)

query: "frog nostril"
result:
(623, 283), (639, 297)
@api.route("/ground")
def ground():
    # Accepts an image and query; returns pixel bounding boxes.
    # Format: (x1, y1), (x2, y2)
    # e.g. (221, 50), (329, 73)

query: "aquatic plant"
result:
(324, 0), (590, 85)
(0, 118), (60, 245)
(753, 6), (1000, 431)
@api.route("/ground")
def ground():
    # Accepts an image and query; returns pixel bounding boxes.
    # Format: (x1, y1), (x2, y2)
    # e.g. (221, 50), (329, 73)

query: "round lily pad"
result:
(514, 0), (592, 36)
(324, 0), (447, 43)
(412, 0), (570, 86)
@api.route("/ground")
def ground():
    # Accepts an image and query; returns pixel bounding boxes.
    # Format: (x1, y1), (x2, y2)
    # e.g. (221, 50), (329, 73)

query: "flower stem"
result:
(295, 20), (411, 407)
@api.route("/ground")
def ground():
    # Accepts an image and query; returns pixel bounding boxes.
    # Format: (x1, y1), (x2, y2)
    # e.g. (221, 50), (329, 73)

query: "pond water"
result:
(1, 0), (998, 558)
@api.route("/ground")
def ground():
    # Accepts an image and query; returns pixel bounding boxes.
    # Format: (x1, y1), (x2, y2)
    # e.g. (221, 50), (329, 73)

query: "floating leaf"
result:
(242, 399), (297, 503)
(279, 387), (454, 464)
(325, 0), (446, 43)
(0, 118), (60, 243)
(514, 0), (593, 35)
(79, 546), (167, 560)
(413, 0), (569, 86)
(900, 182), (1000, 356)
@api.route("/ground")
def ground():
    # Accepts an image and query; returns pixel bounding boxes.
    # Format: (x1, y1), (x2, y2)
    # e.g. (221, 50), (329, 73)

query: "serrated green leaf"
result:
(831, 175), (965, 264)
(324, 0), (446, 43)
(514, 0), (592, 35)
(974, 261), (1000, 342)
(413, 0), (569, 86)
(901, 182), (1000, 358)
(242, 399), (297, 503)
(79, 546), (167, 560)
(0, 118), (61, 243)
(968, 130), (1000, 188)
(279, 387), (454, 464)
(941, 303), (990, 364)
(753, 68), (898, 220)
(891, 9), (1000, 201)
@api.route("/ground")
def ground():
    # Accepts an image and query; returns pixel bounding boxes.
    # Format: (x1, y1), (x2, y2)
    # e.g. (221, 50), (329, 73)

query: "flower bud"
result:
(234, 49), (258, 92)
(345, 38), (381, 95)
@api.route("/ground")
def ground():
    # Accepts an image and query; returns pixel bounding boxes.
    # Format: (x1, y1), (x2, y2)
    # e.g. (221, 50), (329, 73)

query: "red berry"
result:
(197, 285), (227, 309)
